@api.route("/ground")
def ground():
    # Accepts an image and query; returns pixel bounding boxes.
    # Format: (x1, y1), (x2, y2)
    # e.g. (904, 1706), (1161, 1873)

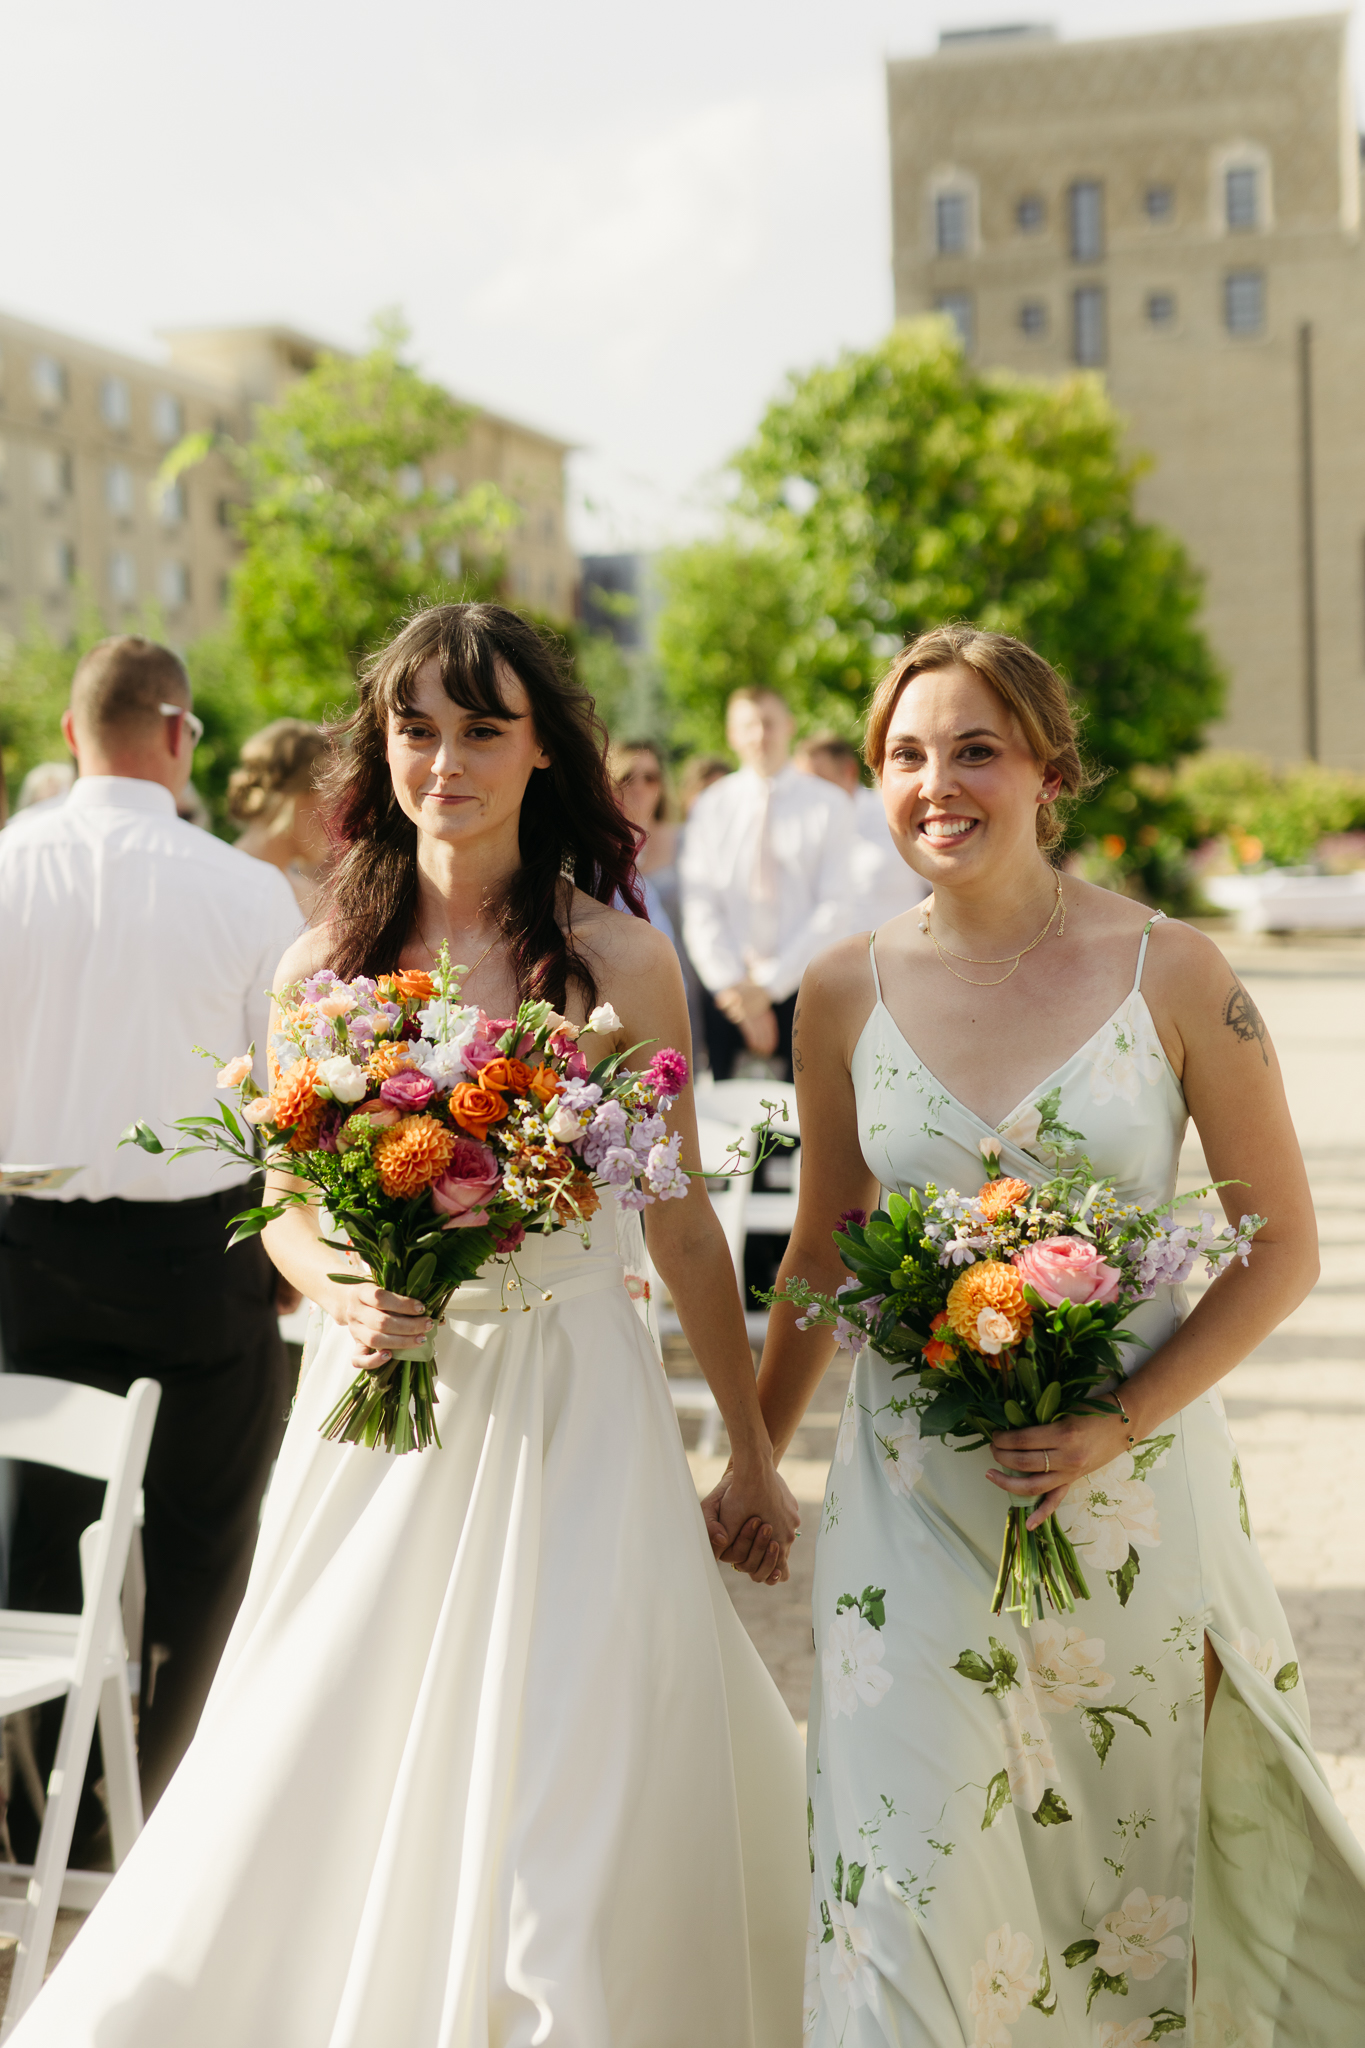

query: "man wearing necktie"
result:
(680, 687), (853, 1079)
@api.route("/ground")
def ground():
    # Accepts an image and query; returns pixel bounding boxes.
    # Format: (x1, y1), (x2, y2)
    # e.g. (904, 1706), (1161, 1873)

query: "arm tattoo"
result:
(1222, 978), (1268, 1066)
(792, 1004), (804, 1073)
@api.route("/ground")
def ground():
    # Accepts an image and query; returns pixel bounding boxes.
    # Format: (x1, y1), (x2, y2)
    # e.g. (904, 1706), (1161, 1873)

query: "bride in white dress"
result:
(12, 604), (808, 2047)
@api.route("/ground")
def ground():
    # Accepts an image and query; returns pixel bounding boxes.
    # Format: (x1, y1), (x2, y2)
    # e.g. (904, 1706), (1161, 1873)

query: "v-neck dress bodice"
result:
(804, 919), (1365, 2048)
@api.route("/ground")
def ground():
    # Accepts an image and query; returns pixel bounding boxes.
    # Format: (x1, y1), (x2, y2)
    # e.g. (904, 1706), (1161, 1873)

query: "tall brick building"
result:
(888, 15), (1365, 769)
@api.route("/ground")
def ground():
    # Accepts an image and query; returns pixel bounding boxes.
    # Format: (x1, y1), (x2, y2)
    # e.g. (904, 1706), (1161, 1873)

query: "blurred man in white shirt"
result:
(680, 688), (851, 1079)
(0, 637), (301, 1842)
(794, 730), (929, 935)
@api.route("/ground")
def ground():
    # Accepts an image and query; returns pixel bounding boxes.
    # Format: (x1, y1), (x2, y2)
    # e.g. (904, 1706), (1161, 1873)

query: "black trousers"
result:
(700, 988), (798, 1082)
(0, 1190), (290, 1832)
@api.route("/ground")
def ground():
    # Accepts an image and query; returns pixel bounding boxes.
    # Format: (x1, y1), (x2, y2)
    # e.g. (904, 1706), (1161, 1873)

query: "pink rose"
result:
(379, 1068), (436, 1113)
(1012, 1237), (1122, 1309)
(462, 1036), (504, 1074)
(430, 1140), (501, 1219)
(441, 1207), (490, 1231)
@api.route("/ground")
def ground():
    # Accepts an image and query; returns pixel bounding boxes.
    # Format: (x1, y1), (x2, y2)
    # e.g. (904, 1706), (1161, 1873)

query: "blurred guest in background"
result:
(795, 729), (928, 933)
(681, 687), (850, 1080)
(229, 717), (332, 915)
(10, 759), (74, 822)
(176, 782), (213, 830)
(0, 636), (301, 1845)
(608, 738), (678, 943)
(678, 752), (730, 819)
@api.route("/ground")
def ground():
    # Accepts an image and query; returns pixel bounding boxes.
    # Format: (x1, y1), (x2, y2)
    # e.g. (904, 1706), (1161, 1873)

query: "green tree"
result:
(169, 316), (517, 721)
(0, 591), (122, 812)
(657, 319), (1223, 868)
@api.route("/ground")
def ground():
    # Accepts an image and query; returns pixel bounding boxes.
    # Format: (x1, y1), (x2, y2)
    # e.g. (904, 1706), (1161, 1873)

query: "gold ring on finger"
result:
(1043, 1451), (1051, 1475)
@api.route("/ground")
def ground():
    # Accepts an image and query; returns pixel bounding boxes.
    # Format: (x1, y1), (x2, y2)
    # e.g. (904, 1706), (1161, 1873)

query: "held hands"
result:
(336, 1282), (432, 1372)
(700, 1459), (802, 1586)
(987, 1409), (1136, 1530)
(715, 980), (779, 1057)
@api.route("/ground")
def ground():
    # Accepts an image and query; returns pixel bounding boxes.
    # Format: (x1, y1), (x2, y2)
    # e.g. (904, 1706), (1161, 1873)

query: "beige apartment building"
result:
(0, 313), (576, 652)
(888, 13), (1365, 770)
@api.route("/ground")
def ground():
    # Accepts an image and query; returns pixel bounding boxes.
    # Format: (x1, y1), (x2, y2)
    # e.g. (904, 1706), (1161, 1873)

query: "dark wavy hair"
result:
(319, 604), (645, 1008)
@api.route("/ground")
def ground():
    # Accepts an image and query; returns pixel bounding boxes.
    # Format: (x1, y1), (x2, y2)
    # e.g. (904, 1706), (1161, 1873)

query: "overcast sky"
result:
(3, 1), (1359, 551)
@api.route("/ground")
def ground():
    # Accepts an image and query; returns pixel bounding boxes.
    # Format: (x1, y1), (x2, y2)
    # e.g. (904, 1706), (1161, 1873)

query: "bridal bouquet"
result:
(124, 945), (718, 1456)
(774, 1161), (1262, 1618)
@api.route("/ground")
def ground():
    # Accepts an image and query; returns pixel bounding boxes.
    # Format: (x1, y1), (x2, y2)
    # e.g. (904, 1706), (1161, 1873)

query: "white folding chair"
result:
(0, 1375), (160, 2033)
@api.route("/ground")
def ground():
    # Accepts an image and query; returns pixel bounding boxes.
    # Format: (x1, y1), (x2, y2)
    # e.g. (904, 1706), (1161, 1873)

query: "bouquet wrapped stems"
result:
(995, 1503), (1090, 1621)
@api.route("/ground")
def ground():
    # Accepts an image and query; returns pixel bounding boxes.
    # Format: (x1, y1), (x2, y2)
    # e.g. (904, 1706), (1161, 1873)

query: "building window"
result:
(541, 509), (558, 544)
(1225, 165), (1259, 232)
(1018, 300), (1048, 338)
(100, 376), (132, 431)
(1144, 184), (1174, 224)
(935, 190), (970, 256)
(935, 293), (974, 351)
(1224, 270), (1265, 335)
(1068, 181), (1104, 263)
(33, 448), (72, 507)
(151, 393), (184, 444)
(159, 559), (190, 608)
(109, 550), (137, 604)
(1016, 194), (1045, 233)
(31, 355), (67, 409)
(105, 462), (134, 519)
(1146, 292), (1177, 329)
(158, 479), (186, 527)
(46, 539), (75, 593)
(1072, 286), (1106, 366)
(433, 471), (458, 500)
(395, 463), (424, 501)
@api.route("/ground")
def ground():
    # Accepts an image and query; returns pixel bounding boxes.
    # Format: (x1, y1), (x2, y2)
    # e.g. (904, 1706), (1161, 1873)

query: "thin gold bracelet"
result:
(1118, 1405), (1136, 1449)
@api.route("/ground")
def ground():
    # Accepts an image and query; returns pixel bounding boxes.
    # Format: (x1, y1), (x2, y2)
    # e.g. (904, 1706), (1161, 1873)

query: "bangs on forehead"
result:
(376, 616), (523, 721)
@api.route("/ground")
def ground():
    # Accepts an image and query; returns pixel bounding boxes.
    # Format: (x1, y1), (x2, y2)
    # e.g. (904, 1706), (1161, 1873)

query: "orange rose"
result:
(527, 1063), (564, 1106)
(382, 970), (436, 1001)
(479, 1057), (534, 1095)
(448, 1082), (510, 1140)
(923, 1309), (957, 1370)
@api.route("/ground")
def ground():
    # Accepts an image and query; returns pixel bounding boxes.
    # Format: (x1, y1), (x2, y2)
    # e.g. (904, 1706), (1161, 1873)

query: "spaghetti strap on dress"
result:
(808, 919), (1365, 2045)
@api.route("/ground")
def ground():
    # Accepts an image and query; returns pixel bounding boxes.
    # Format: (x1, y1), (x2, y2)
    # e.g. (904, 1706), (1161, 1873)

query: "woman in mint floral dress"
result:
(709, 627), (1365, 2046)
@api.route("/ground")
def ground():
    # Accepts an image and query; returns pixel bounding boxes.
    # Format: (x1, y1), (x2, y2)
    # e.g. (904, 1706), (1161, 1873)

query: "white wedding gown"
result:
(13, 1199), (807, 2046)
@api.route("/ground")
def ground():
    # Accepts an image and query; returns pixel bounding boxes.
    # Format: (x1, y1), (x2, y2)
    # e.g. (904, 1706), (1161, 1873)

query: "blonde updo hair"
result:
(227, 719), (330, 830)
(862, 623), (1093, 849)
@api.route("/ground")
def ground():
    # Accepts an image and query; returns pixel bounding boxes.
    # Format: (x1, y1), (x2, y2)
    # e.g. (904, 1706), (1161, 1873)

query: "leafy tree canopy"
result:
(170, 313), (517, 722)
(657, 319), (1224, 852)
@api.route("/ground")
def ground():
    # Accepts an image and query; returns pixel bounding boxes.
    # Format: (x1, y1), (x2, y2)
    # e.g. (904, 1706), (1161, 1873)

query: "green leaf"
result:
(1273, 1661), (1300, 1692)
(858, 1585), (887, 1630)
(952, 1649), (994, 1686)
(119, 1120), (165, 1154)
(1082, 1710), (1115, 1765)
(1129, 1432), (1175, 1480)
(1106, 1705), (1152, 1737)
(844, 1861), (866, 1906)
(1032, 1788), (1072, 1826)
(1029, 1951), (1057, 2014)
(885, 1191), (911, 1230)
(404, 1252), (437, 1298)
(1108, 1545), (1141, 1608)
(1035, 1380), (1062, 1424)
(326, 1272), (370, 1285)
(1148, 2009), (1188, 2038)
(832, 1852), (845, 1902)
(981, 1770), (1010, 1830)
(1003, 1399), (1028, 1427)
(1063, 1939), (1100, 1970)
(1086, 1967), (1129, 2013)
(1231, 1455), (1252, 1538)
(987, 1637), (1019, 1688)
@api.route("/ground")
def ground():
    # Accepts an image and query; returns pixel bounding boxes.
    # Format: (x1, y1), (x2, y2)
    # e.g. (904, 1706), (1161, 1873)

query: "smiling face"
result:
(386, 655), (551, 852)
(879, 664), (1061, 886)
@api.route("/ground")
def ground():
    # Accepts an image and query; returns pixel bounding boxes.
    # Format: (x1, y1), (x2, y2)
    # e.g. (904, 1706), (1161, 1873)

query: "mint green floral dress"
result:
(806, 919), (1365, 2048)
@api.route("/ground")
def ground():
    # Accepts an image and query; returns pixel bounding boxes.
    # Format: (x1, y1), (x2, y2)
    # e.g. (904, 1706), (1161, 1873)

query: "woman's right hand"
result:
(335, 1282), (431, 1371)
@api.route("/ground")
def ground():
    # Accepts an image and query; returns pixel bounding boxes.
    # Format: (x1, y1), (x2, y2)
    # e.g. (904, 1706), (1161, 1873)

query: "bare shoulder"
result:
(797, 932), (878, 1061)
(569, 891), (678, 979)
(272, 919), (337, 994)
(1141, 914), (1239, 1009)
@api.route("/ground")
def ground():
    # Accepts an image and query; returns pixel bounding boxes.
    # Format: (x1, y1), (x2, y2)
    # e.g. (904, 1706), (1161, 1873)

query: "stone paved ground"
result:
(683, 930), (1365, 1840)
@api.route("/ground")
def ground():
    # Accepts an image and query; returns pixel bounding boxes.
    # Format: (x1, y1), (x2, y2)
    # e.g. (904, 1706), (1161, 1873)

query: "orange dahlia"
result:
(977, 1177), (1033, 1222)
(372, 1115), (458, 1199)
(944, 1261), (1033, 1357)
(367, 1041), (415, 1083)
(271, 1058), (320, 1129)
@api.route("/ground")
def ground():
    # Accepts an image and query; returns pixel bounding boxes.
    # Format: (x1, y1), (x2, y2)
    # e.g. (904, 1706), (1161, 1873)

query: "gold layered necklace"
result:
(919, 871), (1066, 987)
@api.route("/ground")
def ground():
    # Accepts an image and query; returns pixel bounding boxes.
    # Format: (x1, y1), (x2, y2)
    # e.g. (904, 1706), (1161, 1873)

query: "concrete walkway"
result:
(686, 930), (1365, 1841)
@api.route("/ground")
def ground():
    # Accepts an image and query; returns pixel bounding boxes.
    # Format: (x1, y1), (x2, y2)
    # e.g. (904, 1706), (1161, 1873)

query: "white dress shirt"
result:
(0, 777), (302, 1202)
(680, 765), (853, 1004)
(845, 784), (930, 935)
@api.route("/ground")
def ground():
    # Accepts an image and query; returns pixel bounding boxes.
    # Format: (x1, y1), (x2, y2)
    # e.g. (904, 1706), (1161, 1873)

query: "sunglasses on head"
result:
(160, 703), (205, 748)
